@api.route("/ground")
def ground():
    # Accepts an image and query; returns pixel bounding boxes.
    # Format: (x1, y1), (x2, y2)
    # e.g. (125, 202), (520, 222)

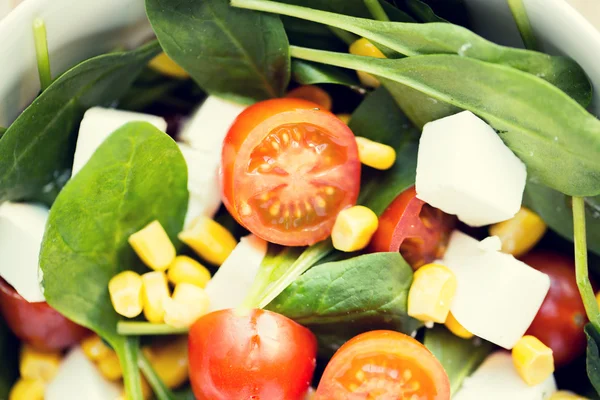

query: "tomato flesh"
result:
(222, 98), (360, 246)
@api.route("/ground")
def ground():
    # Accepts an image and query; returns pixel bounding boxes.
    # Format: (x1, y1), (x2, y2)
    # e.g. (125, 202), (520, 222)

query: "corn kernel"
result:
(178, 216), (237, 266)
(489, 207), (547, 257)
(354, 137), (396, 170)
(444, 312), (473, 339)
(143, 337), (189, 389)
(19, 345), (61, 382)
(550, 391), (588, 400)
(286, 85), (332, 111)
(148, 52), (189, 79)
(81, 335), (112, 362)
(141, 271), (171, 323)
(168, 256), (211, 288)
(596, 292), (600, 312)
(97, 350), (123, 381)
(512, 335), (554, 386)
(349, 38), (386, 88)
(331, 206), (379, 252)
(9, 379), (44, 400)
(164, 283), (210, 328)
(408, 263), (457, 323)
(109, 271), (143, 318)
(336, 114), (351, 125)
(129, 220), (176, 271)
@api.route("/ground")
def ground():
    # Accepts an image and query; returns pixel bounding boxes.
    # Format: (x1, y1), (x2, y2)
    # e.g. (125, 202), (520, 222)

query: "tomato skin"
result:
(315, 330), (450, 400)
(0, 279), (89, 351)
(523, 251), (587, 366)
(189, 308), (317, 400)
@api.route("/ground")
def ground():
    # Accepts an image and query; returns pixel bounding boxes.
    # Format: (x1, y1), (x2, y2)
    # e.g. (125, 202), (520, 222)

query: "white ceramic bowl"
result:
(0, 0), (598, 127)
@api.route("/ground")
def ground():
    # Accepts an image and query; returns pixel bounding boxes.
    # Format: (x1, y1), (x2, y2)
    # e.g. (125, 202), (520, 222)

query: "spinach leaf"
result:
(292, 60), (359, 86)
(0, 41), (161, 205)
(280, 0), (415, 22)
(283, 17), (346, 51)
(290, 47), (600, 197)
(387, 0), (446, 23)
(232, 0), (591, 107)
(586, 324), (600, 395)
(267, 252), (422, 354)
(0, 127), (6, 138)
(0, 318), (18, 399)
(40, 122), (189, 399)
(146, 0), (290, 104)
(424, 327), (494, 394)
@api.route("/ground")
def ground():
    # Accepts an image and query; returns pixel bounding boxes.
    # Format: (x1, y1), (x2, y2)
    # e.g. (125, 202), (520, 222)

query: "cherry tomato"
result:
(188, 308), (317, 400)
(0, 278), (89, 351)
(523, 251), (588, 366)
(315, 330), (450, 400)
(221, 98), (361, 246)
(369, 186), (455, 269)
(286, 85), (333, 111)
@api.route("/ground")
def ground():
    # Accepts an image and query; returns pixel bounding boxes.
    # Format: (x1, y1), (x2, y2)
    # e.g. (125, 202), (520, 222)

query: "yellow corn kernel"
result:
(332, 206), (379, 252)
(444, 312), (473, 339)
(596, 292), (600, 311)
(349, 38), (386, 88)
(9, 379), (44, 400)
(512, 335), (554, 386)
(408, 263), (457, 323)
(141, 271), (171, 323)
(129, 220), (176, 271)
(109, 271), (143, 318)
(286, 85), (332, 111)
(19, 345), (61, 382)
(97, 350), (123, 381)
(148, 52), (189, 79)
(354, 137), (396, 170)
(178, 216), (237, 266)
(81, 335), (112, 362)
(336, 114), (351, 125)
(168, 256), (211, 288)
(164, 283), (210, 328)
(489, 207), (547, 257)
(143, 337), (189, 389)
(550, 391), (588, 400)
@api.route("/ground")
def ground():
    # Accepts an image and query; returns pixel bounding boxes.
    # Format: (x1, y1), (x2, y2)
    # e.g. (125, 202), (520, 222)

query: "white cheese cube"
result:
(179, 95), (246, 153)
(415, 111), (527, 227)
(454, 352), (556, 400)
(443, 231), (550, 349)
(0, 202), (48, 302)
(205, 235), (267, 311)
(72, 107), (167, 176)
(46, 346), (123, 400)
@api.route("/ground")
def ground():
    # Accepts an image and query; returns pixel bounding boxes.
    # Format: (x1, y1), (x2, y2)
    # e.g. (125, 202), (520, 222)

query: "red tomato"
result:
(315, 330), (450, 400)
(188, 308), (317, 400)
(0, 278), (89, 351)
(369, 186), (455, 269)
(221, 98), (361, 246)
(523, 251), (588, 366)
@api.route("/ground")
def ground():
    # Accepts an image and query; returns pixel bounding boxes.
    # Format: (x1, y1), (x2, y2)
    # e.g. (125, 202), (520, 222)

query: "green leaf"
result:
(279, 0), (415, 21)
(40, 122), (189, 399)
(0, 41), (161, 205)
(586, 324), (600, 395)
(0, 127), (6, 138)
(139, 352), (178, 400)
(267, 252), (422, 353)
(0, 318), (18, 398)
(424, 326), (494, 394)
(290, 47), (600, 197)
(291, 60), (359, 86)
(388, 0), (446, 23)
(146, 0), (290, 104)
(507, 0), (538, 50)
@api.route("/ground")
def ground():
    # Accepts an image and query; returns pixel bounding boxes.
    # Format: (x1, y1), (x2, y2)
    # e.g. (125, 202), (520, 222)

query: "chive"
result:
(117, 322), (189, 336)
(364, 0), (390, 22)
(32, 18), (52, 91)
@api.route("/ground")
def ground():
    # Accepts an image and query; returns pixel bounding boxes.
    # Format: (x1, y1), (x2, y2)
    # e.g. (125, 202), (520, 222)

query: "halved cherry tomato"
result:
(189, 308), (317, 400)
(286, 85), (333, 111)
(369, 186), (455, 269)
(315, 330), (450, 400)
(0, 278), (89, 351)
(221, 98), (361, 246)
(523, 251), (588, 366)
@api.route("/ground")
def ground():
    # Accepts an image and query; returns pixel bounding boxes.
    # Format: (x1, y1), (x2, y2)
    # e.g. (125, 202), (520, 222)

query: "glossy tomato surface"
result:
(315, 330), (450, 400)
(221, 98), (361, 246)
(189, 308), (317, 400)
(0, 279), (89, 351)
(370, 186), (455, 269)
(523, 251), (588, 366)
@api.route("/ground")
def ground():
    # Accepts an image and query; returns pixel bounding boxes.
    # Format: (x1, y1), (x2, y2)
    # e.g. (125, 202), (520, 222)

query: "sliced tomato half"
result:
(221, 98), (361, 246)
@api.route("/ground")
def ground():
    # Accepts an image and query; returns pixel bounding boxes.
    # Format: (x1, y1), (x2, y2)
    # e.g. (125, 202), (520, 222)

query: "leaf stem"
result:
(32, 18), (52, 91)
(117, 322), (189, 336)
(116, 337), (143, 400)
(364, 0), (390, 21)
(139, 352), (178, 400)
(573, 197), (600, 331)
(507, 0), (538, 50)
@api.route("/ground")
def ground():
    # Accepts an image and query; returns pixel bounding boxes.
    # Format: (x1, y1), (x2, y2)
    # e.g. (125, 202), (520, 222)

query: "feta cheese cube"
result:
(416, 111), (527, 227)
(205, 235), (267, 311)
(454, 352), (556, 400)
(72, 107), (167, 176)
(443, 231), (550, 349)
(0, 202), (48, 302)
